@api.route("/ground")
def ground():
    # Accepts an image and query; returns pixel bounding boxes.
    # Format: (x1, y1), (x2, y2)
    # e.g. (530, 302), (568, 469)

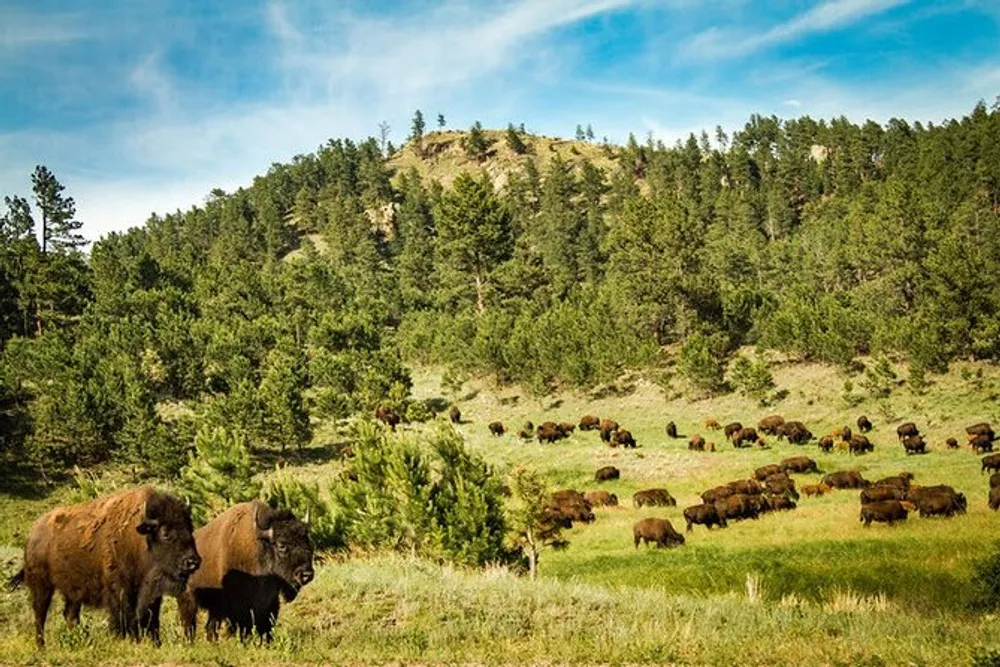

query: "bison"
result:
(819, 435), (835, 453)
(449, 406), (462, 424)
(688, 434), (706, 451)
(536, 423), (563, 444)
(946, 437), (959, 449)
(612, 429), (637, 449)
(822, 470), (870, 489)
(598, 419), (619, 443)
(595, 466), (620, 481)
(966, 422), (995, 440)
(780, 421), (813, 444)
(758, 415), (785, 435)
(860, 500), (912, 527)
(732, 427), (759, 448)
(902, 435), (927, 455)
(584, 491), (619, 507)
(714, 494), (761, 521)
(700, 485), (734, 504)
(683, 504), (727, 531)
(578, 415), (600, 431)
(374, 406), (401, 430)
(861, 486), (906, 504)
(971, 434), (994, 453)
(557, 422), (576, 437)
(666, 421), (678, 438)
(874, 473), (913, 490)
(633, 518), (685, 549)
(765, 475), (798, 500)
(781, 456), (818, 474)
(857, 415), (873, 433)
(850, 434), (874, 455)
(896, 422), (919, 441)
(982, 454), (1000, 473)
(834, 425), (853, 442)
(488, 421), (505, 436)
(990, 487), (1000, 511)
(755, 464), (784, 481)
(178, 501), (313, 642)
(991, 472), (1000, 489)
(12, 487), (200, 648)
(546, 490), (595, 525)
(914, 490), (967, 518)
(802, 483), (832, 497)
(723, 421), (743, 440)
(633, 488), (676, 508)
(765, 494), (797, 511)
(704, 417), (721, 430)
(726, 479), (763, 496)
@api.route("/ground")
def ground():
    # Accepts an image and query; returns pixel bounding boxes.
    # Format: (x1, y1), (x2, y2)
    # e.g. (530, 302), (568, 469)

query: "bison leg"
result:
(205, 613), (223, 642)
(28, 580), (53, 648)
(177, 590), (198, 641)
(63, 598), (82, 628)
(685, 519), (693, 533)
(138, 597), (163, 646)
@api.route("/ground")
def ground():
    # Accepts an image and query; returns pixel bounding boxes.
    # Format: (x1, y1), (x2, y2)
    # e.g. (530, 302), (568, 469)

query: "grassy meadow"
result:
(3, 359), (1000, 665)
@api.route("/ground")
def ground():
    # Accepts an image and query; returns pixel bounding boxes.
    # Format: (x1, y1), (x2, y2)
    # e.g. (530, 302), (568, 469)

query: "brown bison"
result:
(598, 419), (619, 443)
(578, 415), (600, 431)
(765, 475), (799, 500)
(666, 421), (678, 438)
(536, 424), (562, 444)
(518, 428), (533, 440)
(834, 425), (853, 442)
(723, 421), (743, 440)
(822, 470), (870, 489)
(819, 435), (835, 452)
(913, 489), (967, 518)
(178, 501), (313, 642)
(902, 435), (927, 455)
(633, 518), (685, 549)
(755, 464), (784, 481)
(967, 422), (995, 440)
(714, 494), (761, 521)
(374, 406), (401, 430)
(991, 472), (1000, 489)
(982, 454), (1000, 473)
(700, 485), (734, 504)
(12, 487), (200, 647)
(780, 421), (813, 444)
(850, 434), (875, 455)
(757, 415), (785, 436)
(802, 483), (832, 497)
(781, 456), (818, 474)
(990, 487), (1000, 511)
(860, 486), (906, 504)
(971, 434), (994, 453)
(688, 434), (706, 451)
(765, 494), (797, 511)
(595, 466), (620, 481)
(896, 422), (919, 441)
(860, 500), (912, 527)
(731, 427), (759, 448)
(727, 479), (763, 495)
(946, 437), (959, 449)
(683, 504), (726, 531)
(488, 421), (505, 436)
(704, 417), (721, 430)
(612, 429), (637, 448)
(449, 406), (462, 424)
(633, 488), (676, 508)
(874, 473), (913, 490)
(856, 415), (873, 433)
(584, 491), (619, 507)
(557, 422), (576, 436)
(546, 490), (595, 525)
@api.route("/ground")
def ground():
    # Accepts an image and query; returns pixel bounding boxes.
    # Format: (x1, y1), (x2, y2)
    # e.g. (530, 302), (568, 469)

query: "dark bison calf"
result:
(666, 421), (678, 438)
(781, 456), (818, 474)
(982, 453), (1000, 473)
(633, 488), (676, 507)
(579, 415), (600, 431)
(822, 470), (870, 489)
(683, 504), (726, 531)
(972, 434), (994, 453)
(860, 500), (913, 527)
(857, 415), (873, 433)
(896, 422), (919, 441)
(449, 406), (462, 424)
(14, 487), (200, 648)
(946, 437), (959, 449)
(488, 421), (505, 436)
(179, 501), (314, 642)
(584, 491), (619, 507)
(595, 466), (620, 481)
(633, 518), (685, 549)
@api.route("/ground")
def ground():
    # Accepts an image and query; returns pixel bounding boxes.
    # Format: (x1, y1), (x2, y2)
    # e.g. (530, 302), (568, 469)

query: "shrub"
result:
(679, 332), (728, 394)
(178, 425), (261, 525)
(970, 541), (1000, 611)
(263, 472), (348, 551)
(727, 355), (775, 403)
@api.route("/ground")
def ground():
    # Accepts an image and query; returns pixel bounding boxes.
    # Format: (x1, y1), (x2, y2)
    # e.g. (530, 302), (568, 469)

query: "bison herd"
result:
(8, 487), (314, 648)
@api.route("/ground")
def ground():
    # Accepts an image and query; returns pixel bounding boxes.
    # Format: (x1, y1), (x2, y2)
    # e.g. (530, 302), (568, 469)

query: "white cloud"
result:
(0, 8), (94, 52)
(681, 0), (911, 61)
(783, 99), (802, 107)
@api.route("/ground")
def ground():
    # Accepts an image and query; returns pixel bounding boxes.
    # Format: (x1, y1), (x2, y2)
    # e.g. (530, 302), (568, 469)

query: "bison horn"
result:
(258, 527), (274, 542)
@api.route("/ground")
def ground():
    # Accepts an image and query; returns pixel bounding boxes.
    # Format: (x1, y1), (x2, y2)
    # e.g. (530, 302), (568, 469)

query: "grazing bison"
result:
(449, 406), (462, 424)
(896, 422), (919, 441)
(595, 466), (620, 482)
(874, 473), (913, 490)
(991, 472), (1000, 489)
(488, 421), (505, 436)
(765, 475), (798, 500)
(781, 456), (818, 474)
(861, 486), (906, 504)
(780, 421), (813, 444)
(12, 487), (200, 648)
(536, 423), (563, 444)
(683, 504), (726, 531)
(557, 422), (576, 437)
(578, 415), (600, 431)
(584, 491), (619, 507)
(598, 419), (619, 443)
(666, 421), (678, 438)
(688, 434), (706, 451)
(374, 406), (401, 430)
(178, 501), (313, 642)
(860, 500), (912, 527)
(732, 427), (759, 448)
(704, 417), (721, 430)
(849, 434), (874, 455)
(546, 490), (595, 525)
(971, 434), (994, 453)
(946, 437), (959, 449)
(612, 429), (637, 449)
(633, 488), (676, 508)
(714, 494), (761, 522)
(633, 518), (685, 549)
(802, 483), (832, 497)
(819, 435), (834, 453)
(518, 428), (533, 440)
(726, 479), (763, 496)
(982, 454), (1000, 473)
(700, 485), (734, 504)
(857, 415), (873, 433)
(765, 494), (797, 511)
(834, 426), (853, 442)
(991, 487), (1000, 511)
(755, 464), (784, 481)
(822, 470), (870, 489)
(724, 422), (743, 440)
(966, 422), (995, 440)
(914, 490), (967, 518)
(902, 435), (927, 455)
(757, 415), (785, 435)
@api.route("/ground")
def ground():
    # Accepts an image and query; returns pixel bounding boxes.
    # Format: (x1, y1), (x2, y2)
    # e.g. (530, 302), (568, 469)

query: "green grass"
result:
(3, 359), (1000, 664)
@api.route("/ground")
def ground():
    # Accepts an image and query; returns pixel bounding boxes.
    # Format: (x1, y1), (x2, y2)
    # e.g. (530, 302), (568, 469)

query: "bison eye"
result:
(276, 543), (288, 554)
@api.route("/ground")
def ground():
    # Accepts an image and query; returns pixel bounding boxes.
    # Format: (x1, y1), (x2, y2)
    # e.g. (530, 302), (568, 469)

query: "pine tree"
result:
(505, 123), (527, 155)
(585, 124), (595, 141)
(575, 124), (586, 141)
(396, 170), (437, 309)
(31, 166), (83, 255)
(410, 110), (425, 155)
(437, 113), (446, 128)
(179, 425), (262, 524)
(506, 466), (567, 578)
(462, 121), (491, 162)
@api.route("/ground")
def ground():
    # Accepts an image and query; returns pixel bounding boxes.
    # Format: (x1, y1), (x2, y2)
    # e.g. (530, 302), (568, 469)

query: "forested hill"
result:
(1, 103), (999, 477)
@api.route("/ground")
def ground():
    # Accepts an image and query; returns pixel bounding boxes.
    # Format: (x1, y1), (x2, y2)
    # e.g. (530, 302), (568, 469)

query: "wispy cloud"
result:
(0, 8), (94, 52)
(681, 0), (911, 61)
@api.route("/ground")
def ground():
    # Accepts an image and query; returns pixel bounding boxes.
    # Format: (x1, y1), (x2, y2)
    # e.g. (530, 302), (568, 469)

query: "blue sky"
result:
(2, 0), (999, 240)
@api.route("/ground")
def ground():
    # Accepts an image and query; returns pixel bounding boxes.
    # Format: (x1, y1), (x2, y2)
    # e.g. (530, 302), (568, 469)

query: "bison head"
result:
(136, 493), (200, 593)
(255, 505), (315, 601)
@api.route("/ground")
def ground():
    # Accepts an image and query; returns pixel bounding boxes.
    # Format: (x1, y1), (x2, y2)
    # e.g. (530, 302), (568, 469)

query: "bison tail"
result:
(7, 569), (24, 592)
